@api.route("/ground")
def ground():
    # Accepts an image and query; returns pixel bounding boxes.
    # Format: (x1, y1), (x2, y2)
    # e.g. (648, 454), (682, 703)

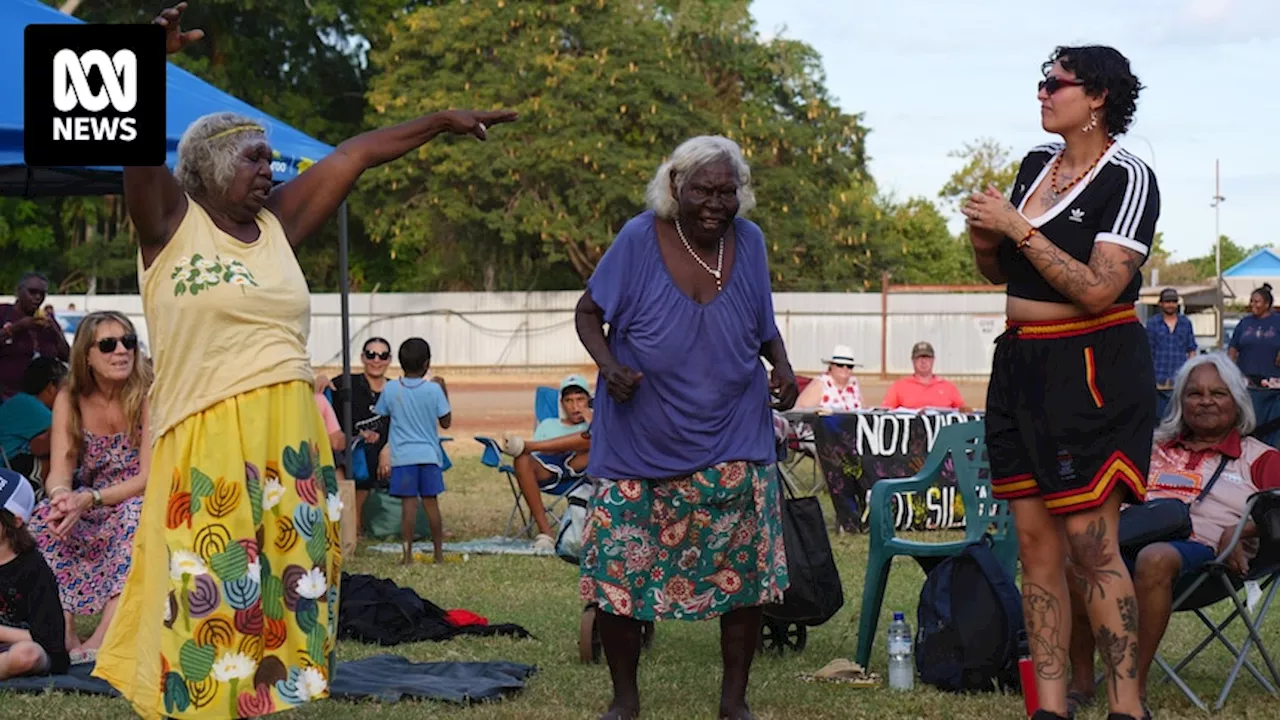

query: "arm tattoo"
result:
(1067, 518), (1122, 602)
(1021, 236), (1142, 307)
(1022, 582), (1067, 681)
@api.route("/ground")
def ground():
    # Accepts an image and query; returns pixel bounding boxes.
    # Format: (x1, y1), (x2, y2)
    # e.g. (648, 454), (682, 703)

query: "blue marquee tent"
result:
(0, 0), (335, 195)
(0, 0), (357, 444)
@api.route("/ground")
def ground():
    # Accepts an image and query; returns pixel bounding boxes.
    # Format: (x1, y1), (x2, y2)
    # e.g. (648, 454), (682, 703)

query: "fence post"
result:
(880, 271), (890, 379)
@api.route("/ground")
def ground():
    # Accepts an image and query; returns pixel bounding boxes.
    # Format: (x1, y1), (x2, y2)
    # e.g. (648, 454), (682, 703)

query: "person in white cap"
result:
(501, 374), (594, 550)
(0, 468), (69, 678)
(795, 344), (863, 412)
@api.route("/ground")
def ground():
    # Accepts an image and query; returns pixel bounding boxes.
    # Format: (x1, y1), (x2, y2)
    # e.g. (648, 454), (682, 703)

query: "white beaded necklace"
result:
(674, 218), (725, 291)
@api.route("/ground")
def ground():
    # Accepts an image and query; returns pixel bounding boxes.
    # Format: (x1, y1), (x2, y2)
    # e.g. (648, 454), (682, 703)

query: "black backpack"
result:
(915, 537), (1024, 693)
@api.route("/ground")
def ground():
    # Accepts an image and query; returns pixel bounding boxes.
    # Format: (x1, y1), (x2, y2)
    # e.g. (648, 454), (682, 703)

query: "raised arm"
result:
(127, 4), (204, 259)
(265, 108), (516, 247)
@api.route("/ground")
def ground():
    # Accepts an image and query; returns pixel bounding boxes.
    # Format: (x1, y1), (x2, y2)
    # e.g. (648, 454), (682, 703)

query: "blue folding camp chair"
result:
(476, 386), (585, 539)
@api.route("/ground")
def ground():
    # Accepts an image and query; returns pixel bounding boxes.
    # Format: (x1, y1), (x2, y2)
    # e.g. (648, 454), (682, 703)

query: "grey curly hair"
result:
(1154, 352), (1255, 444)
(645, 135), (756, 220)
(174, 112), (269, 196)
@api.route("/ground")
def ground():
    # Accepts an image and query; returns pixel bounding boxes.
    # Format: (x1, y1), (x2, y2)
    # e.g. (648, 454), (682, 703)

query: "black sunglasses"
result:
(97, 334), (137, 353)
(833, 363), (855, 370)
(363, 350), (391, 361)
(1039, 76), (1085, 95)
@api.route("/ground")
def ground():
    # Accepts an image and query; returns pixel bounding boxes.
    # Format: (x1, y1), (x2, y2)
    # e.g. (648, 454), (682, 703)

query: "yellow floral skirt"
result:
(94, 380), (341, 719)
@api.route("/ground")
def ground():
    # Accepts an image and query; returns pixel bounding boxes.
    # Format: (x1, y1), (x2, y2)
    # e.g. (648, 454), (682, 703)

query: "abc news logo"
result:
(25, 24), (165, 167)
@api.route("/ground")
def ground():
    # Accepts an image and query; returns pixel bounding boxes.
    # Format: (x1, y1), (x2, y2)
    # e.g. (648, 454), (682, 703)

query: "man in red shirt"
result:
(882, 341), (971, 411)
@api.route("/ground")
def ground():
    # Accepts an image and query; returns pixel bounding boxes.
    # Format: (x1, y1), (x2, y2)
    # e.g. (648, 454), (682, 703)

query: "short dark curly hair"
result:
(1043, 45), (1144, 135)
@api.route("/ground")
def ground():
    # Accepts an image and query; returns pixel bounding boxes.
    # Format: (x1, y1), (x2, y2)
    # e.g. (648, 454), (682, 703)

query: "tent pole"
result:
(338, 202), (353, 452)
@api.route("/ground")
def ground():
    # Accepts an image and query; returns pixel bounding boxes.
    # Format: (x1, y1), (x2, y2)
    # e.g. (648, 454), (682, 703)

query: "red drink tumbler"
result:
(1018, 627), (1038, 717)
(1019, 655), (1038, 715)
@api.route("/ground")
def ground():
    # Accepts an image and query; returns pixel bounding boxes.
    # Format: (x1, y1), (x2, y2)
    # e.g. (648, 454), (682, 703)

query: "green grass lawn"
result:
(5, 458), (1280, 719)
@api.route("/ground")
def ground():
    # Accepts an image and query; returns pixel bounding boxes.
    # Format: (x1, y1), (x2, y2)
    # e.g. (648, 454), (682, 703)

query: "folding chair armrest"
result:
(1209, 489), (1280, 566)
(474, 436), (505, 469)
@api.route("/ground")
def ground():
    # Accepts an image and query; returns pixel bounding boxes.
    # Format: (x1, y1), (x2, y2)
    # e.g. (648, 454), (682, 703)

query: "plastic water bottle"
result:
(888, 612), (914, 690)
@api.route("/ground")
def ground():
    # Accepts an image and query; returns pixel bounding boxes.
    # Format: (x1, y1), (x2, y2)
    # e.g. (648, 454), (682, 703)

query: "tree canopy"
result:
(6, 1), (1148, 294)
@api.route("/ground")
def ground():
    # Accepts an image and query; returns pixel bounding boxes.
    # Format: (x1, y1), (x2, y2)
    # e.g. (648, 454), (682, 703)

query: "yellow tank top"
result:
(139, 196), (314, 440)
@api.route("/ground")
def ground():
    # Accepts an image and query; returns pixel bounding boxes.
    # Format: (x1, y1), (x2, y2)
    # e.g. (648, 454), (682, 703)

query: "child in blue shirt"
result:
(374, 338), (451, 564)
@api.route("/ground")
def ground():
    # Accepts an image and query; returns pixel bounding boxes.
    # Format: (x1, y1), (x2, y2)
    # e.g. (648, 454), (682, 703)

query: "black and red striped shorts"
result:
(986, 305), (1155, 515)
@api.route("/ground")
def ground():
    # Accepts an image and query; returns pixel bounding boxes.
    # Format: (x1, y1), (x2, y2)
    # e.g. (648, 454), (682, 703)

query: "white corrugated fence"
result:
(45, 291), (1010, 377)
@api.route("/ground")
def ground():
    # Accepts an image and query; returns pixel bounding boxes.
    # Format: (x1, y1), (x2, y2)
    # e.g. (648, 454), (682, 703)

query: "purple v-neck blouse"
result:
(585, 211), (780, 480)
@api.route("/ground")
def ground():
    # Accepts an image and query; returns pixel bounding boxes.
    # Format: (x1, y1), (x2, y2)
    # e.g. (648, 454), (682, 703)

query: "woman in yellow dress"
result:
(92, 5), (516, 718)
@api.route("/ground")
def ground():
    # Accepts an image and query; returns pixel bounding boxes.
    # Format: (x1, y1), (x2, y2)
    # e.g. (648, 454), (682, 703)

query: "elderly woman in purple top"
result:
(575, 135), (799, 720)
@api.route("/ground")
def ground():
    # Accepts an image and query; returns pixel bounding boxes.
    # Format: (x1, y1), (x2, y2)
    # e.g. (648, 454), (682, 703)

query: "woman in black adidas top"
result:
(963, 46), (1158, 720)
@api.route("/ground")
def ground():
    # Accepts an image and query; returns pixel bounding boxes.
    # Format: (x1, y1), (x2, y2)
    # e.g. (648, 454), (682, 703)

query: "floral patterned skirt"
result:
(32, 495), (142, 615)
(93, 380), (341, 720)
(579, 461), (789, 621)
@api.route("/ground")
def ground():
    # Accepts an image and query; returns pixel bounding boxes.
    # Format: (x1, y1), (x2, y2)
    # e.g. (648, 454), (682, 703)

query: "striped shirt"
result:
(1000, 142), (1161, 305)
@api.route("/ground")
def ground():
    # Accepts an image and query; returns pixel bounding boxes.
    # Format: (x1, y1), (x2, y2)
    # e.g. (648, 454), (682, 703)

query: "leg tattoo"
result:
(1067, 518), (1121, 602)
(1118, 596), (1139, 679)
(1023, 582), (1067, 681)
(1095, 625), (1131, 700)
(1118, 595), (1138, 634)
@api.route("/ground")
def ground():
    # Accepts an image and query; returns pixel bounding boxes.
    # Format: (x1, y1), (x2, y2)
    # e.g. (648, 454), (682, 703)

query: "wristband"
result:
(1016, 227), (1038, 250)
(91, 489), (103, 507)
(49, 486), (71, 497)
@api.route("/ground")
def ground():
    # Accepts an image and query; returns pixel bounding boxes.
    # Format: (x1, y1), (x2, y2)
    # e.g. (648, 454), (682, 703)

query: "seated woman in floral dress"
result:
(30, 311), (151, 657)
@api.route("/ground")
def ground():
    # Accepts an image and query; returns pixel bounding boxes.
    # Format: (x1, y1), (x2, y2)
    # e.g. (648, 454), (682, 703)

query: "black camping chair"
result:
(1154, 489), (1280, 711)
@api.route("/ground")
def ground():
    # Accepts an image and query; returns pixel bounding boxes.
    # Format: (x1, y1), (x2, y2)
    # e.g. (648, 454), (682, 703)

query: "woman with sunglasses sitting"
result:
(794, 344), (863, 412)
(315, 337), (394, 537)
(28, 311), (152, 661)
(963, 46), (1159, 720)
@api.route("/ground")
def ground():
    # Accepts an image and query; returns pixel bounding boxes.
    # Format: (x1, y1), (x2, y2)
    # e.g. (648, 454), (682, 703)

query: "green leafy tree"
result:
(872, 198), (982, 287)
(1187, 236), (1256, 280)
(938, 138), (1019, 212)
(359, 0), (878, 291)
(25, 0), (984, 293)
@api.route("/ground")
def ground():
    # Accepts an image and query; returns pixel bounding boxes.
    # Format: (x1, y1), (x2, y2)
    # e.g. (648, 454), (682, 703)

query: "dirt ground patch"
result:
(317, 366), (990, 456)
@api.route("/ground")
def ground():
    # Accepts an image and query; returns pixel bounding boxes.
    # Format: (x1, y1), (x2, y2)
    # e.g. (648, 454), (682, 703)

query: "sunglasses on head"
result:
(364, 350), (391, 361)
(97, 334), (137, 353)
(1039, 76), (1085, 95)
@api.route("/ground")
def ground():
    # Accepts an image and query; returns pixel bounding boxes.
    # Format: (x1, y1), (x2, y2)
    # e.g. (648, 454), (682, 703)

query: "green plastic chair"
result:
(853, 419), (1019, 668)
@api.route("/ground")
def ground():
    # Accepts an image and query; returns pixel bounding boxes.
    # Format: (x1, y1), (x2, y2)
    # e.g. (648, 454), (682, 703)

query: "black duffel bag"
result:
(764, 468), (843, 626)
